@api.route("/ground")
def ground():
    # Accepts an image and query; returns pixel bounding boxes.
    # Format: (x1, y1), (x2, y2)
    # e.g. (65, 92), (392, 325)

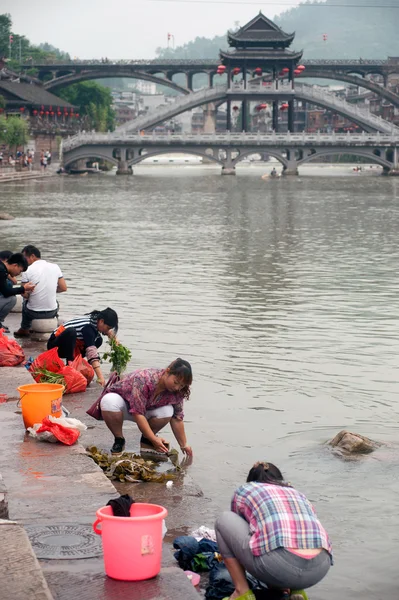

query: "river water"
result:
(1, 165), (399, 599)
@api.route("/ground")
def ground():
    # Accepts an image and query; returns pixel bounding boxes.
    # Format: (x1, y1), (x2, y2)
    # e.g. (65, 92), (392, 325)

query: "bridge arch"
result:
(117, 84), (397, 135)
(232, 148), (288, 168)
(295, 71), (399, 107)
(298, 148), (392, 169)
(45, 70), (190, 95)
(63, 150), (119, 169)
(127, 148), (223, 167)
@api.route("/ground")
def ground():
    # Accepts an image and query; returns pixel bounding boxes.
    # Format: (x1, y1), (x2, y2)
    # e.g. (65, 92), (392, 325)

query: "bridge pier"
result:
(116, 160), (133, 175)
(282, 160), (299, 176)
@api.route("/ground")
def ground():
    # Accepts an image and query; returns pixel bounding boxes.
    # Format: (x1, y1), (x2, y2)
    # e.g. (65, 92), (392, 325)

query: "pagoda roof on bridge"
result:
(228, 13), (295, 48)
(220, 48), (303, 64)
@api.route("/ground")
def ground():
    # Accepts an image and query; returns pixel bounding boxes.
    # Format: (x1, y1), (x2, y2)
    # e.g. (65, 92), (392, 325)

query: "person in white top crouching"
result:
(14, 245), (67, 337)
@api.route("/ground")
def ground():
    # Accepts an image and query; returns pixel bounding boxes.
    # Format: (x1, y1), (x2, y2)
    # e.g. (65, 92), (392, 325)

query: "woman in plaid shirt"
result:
(215, 462), (333, 600)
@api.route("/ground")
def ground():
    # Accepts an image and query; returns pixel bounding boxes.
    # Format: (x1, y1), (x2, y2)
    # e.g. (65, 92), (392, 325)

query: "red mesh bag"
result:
(36, 417), (80, 445)
(30, 348), (65, 382)
(60, 365), (87, 394)
(0, 329), (25, 367)
(69, 355), (95, 385)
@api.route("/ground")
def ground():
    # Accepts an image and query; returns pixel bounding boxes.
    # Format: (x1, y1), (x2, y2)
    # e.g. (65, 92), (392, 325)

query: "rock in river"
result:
(0, 213), (14, 220)
(329, 430), (379, 456)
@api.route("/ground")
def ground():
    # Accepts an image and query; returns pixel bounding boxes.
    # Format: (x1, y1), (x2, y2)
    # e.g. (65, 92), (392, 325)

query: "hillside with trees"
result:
(156, 0), (399, 60)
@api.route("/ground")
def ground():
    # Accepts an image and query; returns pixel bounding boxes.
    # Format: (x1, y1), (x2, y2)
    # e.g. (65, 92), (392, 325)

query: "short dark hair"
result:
(7, 253), (28, 271)
(22, 245), (41, 258)
(89, 308), (119, 333)
(0, 250), (13, 261)
(246, 462), (291, 487)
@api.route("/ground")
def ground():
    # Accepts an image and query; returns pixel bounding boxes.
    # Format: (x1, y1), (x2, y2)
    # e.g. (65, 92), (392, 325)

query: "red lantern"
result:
(50, 111), (54, 116)
(217, 65), (226, 71)
(254, 67), (262, 76)
(75, 113), (79, 117)
(70, 112), (74, 118)
(294, 69), (301, 76)
(57, 111), (62, 116)
(45, 111), (49, 116)
(232, 67), (240, 75)
(280, 103), (289, 111)
(19, 107), (25, 112)
(233, 106), (239, 111)
(33, 109), (38, 116)
(297, 65), (305, 71)
(282, 68), (289, 74)
(39, 110), (44, 116)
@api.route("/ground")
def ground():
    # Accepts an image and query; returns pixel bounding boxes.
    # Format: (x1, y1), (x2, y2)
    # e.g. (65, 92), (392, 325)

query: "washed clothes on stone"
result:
(106, 368), (185, 419)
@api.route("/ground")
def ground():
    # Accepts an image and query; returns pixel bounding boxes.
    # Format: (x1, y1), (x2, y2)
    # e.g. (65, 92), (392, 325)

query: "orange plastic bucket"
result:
(93, 503), (168, 581)
(17, 383), (64, 429)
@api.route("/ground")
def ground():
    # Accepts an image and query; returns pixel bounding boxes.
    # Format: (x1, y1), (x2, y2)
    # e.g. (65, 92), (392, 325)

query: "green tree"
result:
(0, 13), (11, 58)
(4, 116), (28, 151)
(0, 115), (7, 143)
(58, 81), (115, 131)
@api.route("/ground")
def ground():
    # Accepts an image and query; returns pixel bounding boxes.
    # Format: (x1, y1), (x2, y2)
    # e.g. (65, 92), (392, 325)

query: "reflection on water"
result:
(1, 165), (399, 599)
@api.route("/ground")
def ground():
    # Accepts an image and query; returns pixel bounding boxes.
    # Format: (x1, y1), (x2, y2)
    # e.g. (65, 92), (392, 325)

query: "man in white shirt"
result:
(14, 245), (67, 337)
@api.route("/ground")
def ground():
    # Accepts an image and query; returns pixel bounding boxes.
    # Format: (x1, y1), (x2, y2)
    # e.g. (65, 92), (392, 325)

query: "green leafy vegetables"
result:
(102, 338), (132, 376)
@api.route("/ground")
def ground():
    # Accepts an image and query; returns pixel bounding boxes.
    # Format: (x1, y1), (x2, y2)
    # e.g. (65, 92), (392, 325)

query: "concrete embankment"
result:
(0, 314), (218, 600)
(0, 170), (54, 184)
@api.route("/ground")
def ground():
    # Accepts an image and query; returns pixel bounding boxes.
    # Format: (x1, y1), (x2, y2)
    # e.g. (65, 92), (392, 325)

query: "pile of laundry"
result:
(86, 446), (179, 483)
(173, 533), (281, 600)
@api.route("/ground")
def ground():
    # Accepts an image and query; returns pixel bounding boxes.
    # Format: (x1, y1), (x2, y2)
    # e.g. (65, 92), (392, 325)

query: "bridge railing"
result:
(21, 58), (391, 68)
(62, 130), (399, 152)
(116, 85), (228, 133)
(295, 84), (399, 133)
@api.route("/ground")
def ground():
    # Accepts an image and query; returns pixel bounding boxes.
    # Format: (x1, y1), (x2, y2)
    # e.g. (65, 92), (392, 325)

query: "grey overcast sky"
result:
(1, 0), (303, 59)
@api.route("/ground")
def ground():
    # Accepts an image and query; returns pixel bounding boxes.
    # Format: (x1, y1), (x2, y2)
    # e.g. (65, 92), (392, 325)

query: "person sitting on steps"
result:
(0, 253), (35, 333)
(215, 461), (333, 600)
(14, 245), (67, 338)
(99, 358), (193, 456)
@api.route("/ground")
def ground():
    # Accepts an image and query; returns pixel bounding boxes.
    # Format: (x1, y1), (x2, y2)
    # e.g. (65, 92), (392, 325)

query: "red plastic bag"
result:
(69, 355), (94, 385)
(30, 348), (64, 382)
(36, 417), (80, 445)
(60, 365), (87, 394)
(0, 329), (24, 367)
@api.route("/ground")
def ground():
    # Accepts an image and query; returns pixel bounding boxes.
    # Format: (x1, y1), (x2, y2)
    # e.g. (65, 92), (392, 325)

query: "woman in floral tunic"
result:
(99, 358), (193, 455)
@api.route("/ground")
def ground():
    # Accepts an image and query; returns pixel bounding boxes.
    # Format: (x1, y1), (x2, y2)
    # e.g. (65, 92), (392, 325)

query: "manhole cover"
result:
(25, 524), (103, 559)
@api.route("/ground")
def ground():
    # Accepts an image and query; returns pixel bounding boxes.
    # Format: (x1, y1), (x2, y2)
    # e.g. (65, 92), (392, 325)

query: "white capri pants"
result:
(100, 392), (174, 420)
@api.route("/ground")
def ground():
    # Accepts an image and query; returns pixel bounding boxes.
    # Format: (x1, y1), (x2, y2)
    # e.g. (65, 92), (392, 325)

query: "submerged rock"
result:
(0, 213), (14, 220)
(329, 430), (379, 455)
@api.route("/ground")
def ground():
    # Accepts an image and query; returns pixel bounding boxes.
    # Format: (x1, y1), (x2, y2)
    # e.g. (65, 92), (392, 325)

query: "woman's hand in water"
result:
(180, 445), (193, 457)
(153, 437), (169, 454)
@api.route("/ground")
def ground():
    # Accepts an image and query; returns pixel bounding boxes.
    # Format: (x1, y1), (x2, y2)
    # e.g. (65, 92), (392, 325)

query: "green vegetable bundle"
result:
(32, 367), (66, 386)
(103, 338), (132, 376)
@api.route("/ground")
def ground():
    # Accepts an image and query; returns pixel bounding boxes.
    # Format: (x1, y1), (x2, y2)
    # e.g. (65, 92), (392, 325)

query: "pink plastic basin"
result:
(93, 503), (168, 581)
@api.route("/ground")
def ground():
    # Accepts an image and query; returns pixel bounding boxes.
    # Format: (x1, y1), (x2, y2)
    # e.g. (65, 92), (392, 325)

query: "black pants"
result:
(47, 329), (77, 363)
